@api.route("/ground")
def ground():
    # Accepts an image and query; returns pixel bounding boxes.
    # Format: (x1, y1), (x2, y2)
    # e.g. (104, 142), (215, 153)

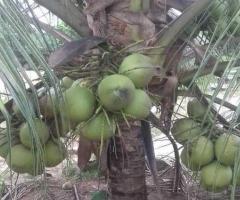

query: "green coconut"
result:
(215, 133), (240, 166)
(6, 144), (43, 175)
(181, 147), (199, 171)
(0, 134), (19, 159)
(81, 113), (116, 140)
(119, 53), (155, 88)
(39, 87), (65, 119)
(64, 85), (96, 123)
(44, 140), (66, 167)
(39, 95), (56, 119)
(181, 136), (214, 170)
(19, 118), (50, 149)
(97, 74), (135, 111)
(171, 118), (202, 144)
(187, 99), (213, 123)
(200, 161), (232, 192)
(61, 76), (74, 89)
(123, 89), (152, 119)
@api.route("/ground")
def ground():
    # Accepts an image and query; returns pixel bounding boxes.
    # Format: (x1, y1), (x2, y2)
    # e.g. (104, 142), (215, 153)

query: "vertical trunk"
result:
(108, 120), (147, 200)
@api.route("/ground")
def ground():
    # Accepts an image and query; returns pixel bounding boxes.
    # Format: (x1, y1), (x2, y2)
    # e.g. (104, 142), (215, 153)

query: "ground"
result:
(0, 154), (188, 200)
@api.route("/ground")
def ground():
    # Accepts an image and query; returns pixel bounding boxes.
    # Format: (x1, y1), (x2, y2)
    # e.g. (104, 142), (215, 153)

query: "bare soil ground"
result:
(0, 155), (188, 200)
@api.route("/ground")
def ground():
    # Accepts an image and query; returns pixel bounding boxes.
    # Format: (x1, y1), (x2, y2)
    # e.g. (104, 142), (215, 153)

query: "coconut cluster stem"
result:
(148, 112), (181, 192)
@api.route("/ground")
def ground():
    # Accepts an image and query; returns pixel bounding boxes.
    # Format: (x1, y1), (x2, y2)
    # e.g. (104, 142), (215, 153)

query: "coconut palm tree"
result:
(1, 0), (240, 199)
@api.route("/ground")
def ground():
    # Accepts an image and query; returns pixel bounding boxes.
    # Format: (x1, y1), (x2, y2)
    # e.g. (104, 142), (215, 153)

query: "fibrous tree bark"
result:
(108, 120), (147, 200)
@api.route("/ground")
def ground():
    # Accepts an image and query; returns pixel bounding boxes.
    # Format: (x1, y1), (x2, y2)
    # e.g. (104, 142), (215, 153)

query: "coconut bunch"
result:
(42, 53), (154, 141)
(171, 99), (240, 192)
(2, 53), (155, 176)
(0, 118), (67, 176)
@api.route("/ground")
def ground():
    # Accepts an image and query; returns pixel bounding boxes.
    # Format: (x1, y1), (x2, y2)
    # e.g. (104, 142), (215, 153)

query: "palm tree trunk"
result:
(108, 120), (147, 200)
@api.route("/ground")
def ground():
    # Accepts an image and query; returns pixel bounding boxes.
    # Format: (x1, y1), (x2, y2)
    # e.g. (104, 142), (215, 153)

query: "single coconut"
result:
(81, 113), (116, 140)
(187, 98), (213, 123)
(215, 133), (240, 166)
(39, 87), (63, 119)
(19, 118), (50, 149)
(64, 86), (96, 123)
(171, 118), (202, 144)
(181, 147), (199, 171)
(39, 95), (56, 119)
(200, 161), (232, 192)
(61, 76), (74, 89)
(6, 144), (43, 175)
(119, 53), (155, 88)
(97, 74), (135, 111)
(44, 140), (66, 167)
(0, 134), (19, 158)
(123, 89), (152, 119)
(181, 136), (214, 170)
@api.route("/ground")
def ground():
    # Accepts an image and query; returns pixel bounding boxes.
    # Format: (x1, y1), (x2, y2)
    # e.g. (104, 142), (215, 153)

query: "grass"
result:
(62, 160), (100, 181)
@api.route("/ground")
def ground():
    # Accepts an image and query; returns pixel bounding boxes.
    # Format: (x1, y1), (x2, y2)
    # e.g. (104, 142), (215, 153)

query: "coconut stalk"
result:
(108, 120), (147, 200)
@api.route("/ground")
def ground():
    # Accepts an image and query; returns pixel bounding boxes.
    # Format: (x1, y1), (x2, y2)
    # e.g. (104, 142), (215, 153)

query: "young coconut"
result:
(97, 74), (135, 111)
(187, 99), (213, 123)
(200, 161), (232, 192)
(123, 89), (152, 119)
(0, 134), (19, 158)
(215, 133), (240, 166)
(119, 53), (155, 88)
(171, 118), (203, 144)
(81, 113), (116, 141)
(6, 144), (44, 175)
(61, 76), (74, 89)
(180, 147), (199, 171)
(181, 136), (214, 170)
(39, 93), (56, 119)
(19, 118), (50, 149)
(44, 140), (66, 167)
(39, 86), (65, 119)
(63, 85), (96, 123)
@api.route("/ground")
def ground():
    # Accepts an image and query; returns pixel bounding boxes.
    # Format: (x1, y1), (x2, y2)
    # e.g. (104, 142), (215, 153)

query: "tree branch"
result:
(34, 0), (90, 36)
(158, 0), (196, 11)
(179, 43), (240, 84)
(177, 90), (237, 111)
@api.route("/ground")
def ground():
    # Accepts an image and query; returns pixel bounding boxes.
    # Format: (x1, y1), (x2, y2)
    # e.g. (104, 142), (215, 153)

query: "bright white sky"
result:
(23, 0), (59, 26)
